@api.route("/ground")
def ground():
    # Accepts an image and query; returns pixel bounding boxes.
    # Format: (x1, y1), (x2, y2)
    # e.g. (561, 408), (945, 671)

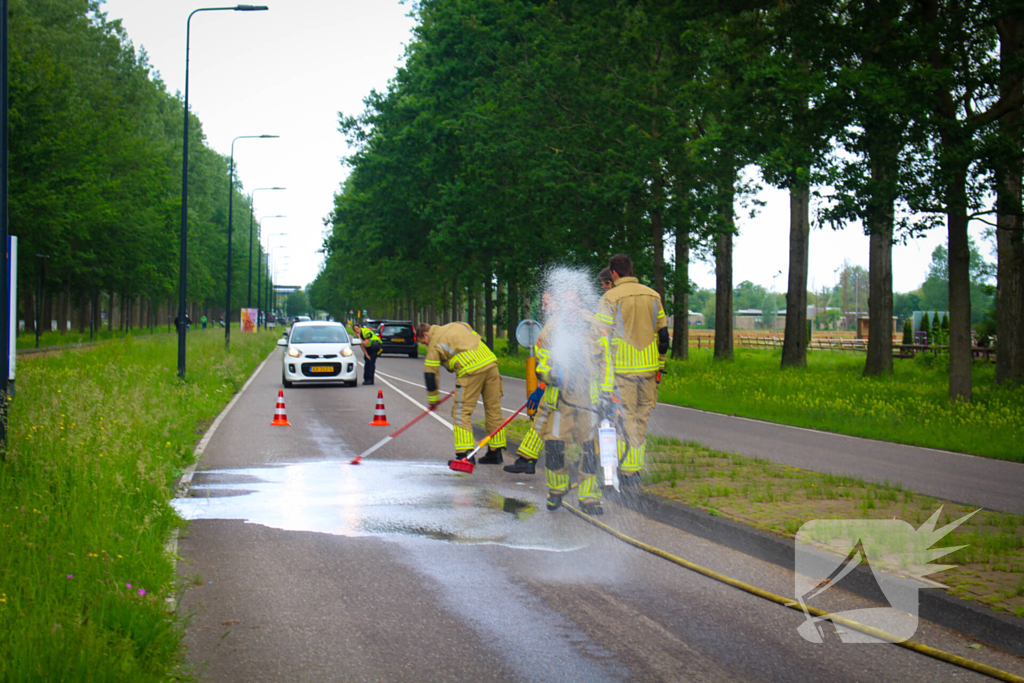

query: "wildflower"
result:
(126, 583), (132, 589)
(138, 588), (146, 597)
(66, 574), (73, 579)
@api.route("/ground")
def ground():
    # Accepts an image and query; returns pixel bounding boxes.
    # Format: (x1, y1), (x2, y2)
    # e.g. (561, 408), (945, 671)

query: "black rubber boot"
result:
(478, 447), (503, 465)
(546, 493), (563, 511)
(447, 452), (476, 467)
(579, 501), (604, 516)
(503, 457), (536, 475)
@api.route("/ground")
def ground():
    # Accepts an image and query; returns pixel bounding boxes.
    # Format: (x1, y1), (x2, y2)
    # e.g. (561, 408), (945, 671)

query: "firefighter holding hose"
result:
(596, 253), (669, 487)
(417, 322), (506, 466)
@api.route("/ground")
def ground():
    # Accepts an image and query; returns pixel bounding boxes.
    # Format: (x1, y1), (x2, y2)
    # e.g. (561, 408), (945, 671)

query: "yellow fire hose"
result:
(564, 503), (1024, 683)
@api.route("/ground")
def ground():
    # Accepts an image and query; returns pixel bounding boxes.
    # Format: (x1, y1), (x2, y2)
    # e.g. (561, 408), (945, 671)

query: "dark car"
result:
(378, 320), (418, 358)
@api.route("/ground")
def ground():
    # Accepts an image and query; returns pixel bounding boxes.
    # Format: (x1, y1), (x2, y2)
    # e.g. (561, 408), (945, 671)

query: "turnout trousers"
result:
(452, 362), (505, 454)
(614, 371), (658, 474)
(535, 389), (600, 504)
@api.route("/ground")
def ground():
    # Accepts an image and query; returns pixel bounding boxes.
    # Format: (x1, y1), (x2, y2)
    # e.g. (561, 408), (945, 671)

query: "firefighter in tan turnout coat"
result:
(595, 254), (669, 484)
(418, 322), (506, 465)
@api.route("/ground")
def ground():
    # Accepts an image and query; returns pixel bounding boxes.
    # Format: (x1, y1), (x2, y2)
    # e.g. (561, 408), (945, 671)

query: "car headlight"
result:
(287, 347), (302, 358)
(341, 347), (353, 357)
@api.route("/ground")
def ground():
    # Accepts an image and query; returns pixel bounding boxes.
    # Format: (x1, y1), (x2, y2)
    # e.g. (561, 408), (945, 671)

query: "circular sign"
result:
(515, 319), (542, 348)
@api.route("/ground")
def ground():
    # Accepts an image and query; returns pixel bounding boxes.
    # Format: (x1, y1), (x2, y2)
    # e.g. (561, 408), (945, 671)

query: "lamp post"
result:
(260, 229), (286, 328)
(225, 135), (277, 348)
(2, 0), (10, 450)
(248, 191), (284, 307)
(833, 265), (841, 333)
(178, 4), (268, 376)
(771, 270), (782, 331)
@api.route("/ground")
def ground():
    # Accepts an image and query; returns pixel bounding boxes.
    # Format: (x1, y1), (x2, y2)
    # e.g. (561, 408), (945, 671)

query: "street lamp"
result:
(248, 190), (284, 307)
(261, 229), (286, 328)
(256, 220), (285, 324)
(225, 135), (277, 348)
(178, 4), (268, 377)
(833, 265), (841, 333)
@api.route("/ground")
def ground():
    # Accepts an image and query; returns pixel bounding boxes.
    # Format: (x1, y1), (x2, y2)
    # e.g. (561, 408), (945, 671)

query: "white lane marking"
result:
(363, 363), (453, 429)
(370, 365), (518, 414)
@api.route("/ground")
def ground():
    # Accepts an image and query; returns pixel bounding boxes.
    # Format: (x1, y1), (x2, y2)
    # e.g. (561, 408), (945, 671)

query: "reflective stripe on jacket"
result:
(596, 276), (667, 389)
(424, 322), (497, 397)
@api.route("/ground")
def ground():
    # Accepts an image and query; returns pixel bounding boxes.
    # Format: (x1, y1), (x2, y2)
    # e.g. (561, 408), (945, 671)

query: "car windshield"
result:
(289, 326), (349, 344)
(382, 325), (411, 336)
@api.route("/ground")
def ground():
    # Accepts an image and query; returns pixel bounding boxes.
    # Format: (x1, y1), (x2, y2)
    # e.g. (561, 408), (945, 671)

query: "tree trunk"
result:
(485, 273), (494, 350)
(864, 227), (895, 376)
(506, 275), (519, 356)
(671, 225), (689, 360)
(995, 12), (1024, 385)
(782, 184), (810, 368)
(58, 279), (68, 335)
(714, 200), (734, 361)
(947, 162), (972, 401)
(864, 140), (897, 376)
(451, 278), (459, 323)
(496, 280), (506, 339)
(651, 172), (665, 302)
(467, 285), (476, 330)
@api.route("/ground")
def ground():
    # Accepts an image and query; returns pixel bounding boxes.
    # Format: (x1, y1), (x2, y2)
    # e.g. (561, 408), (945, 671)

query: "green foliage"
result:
(9, 0), (263, 329)
(0, 329), (277, 680)
(902, 318), (914, 346)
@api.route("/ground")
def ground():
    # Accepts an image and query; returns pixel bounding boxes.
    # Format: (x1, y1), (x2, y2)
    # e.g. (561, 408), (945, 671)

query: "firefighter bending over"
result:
(418, 322), (506, 466)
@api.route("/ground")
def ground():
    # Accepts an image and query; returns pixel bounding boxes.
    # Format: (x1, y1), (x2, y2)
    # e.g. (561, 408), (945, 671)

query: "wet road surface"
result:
(174, 348), (1024, 682)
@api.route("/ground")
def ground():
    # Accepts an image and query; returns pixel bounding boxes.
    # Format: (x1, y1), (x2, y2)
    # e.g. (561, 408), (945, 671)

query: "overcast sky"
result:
(99, 0), (992, 298)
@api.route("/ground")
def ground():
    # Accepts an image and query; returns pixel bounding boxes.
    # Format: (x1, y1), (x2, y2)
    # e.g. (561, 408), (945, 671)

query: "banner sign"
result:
(240, 308), (258, 333)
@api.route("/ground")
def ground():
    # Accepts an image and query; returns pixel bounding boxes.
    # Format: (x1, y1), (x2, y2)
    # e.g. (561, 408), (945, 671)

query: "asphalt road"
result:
(372, 355), (1023, 515)
(174, 348), (1024, 682)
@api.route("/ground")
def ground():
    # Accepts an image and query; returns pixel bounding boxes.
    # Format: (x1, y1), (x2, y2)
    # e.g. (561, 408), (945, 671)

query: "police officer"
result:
(596, 254), (668, 487)
(360, 325), (383, 385)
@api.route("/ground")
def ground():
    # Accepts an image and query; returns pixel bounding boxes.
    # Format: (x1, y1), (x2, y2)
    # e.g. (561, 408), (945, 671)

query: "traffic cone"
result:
(271, 389), (291, 426)
(369, 390), (390, 426)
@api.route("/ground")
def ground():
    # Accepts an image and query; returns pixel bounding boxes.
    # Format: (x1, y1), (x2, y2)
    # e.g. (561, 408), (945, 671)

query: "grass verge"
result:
(0, 328), (277, 681)
(643, 433), (1024, 618)
(492, 341), (1024, 462)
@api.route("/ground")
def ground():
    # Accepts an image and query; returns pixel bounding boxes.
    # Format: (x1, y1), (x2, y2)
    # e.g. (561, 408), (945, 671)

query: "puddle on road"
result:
(174, 460), (586, 551)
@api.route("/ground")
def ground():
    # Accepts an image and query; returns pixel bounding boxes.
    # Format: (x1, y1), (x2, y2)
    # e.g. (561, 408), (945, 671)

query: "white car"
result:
(278, 321), (358, 388)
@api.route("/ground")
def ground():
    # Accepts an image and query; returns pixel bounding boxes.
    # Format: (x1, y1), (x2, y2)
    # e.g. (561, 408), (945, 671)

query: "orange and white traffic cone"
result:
(369, 390), (390, 426)
(271, 389), (291, 426)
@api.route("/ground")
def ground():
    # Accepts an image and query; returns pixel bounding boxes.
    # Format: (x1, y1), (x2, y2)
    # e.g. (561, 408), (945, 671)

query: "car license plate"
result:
(392, 338), (404, 342)
(310, 365), (333, 373)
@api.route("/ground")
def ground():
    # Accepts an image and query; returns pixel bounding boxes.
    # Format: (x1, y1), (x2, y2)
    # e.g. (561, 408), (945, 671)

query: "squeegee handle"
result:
(388, 390), (455, 439)
(467, 402), (529, 458)
(352, 391), (455, 462)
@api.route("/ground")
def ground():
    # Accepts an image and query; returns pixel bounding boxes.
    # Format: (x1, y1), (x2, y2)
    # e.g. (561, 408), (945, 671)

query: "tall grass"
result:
(494, 342), (1023, 462)
(0, 328), (276, 681)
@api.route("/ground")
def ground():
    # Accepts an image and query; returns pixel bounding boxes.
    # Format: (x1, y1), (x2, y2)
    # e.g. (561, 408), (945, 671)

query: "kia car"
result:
(278, 321), (358, 387)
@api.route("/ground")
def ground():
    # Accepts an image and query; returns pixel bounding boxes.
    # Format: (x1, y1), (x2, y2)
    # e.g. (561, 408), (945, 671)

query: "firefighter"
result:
(505, 268), (610, 478)
(596, 253), (669, 487)
(417, 322), (506, 465)
(360, 326), (383, 385)
(535, 292), (604, 514)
